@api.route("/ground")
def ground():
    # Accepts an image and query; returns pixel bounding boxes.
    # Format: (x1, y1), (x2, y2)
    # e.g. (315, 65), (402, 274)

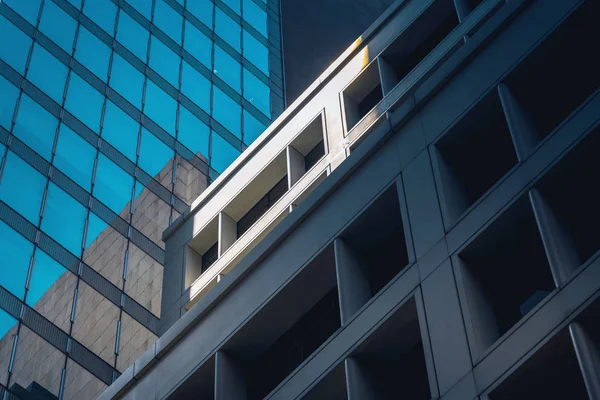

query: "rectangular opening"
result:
(349, 298), (431, 399)
(380, 0), (458, 92)
(435, 92), (517, 223)
(457, 197), (555, 354)
(535, 126), (600, 270)
(170, 355), (215, 399)
(236, 176), (287, 238)
(302, 363), (347, 400)
(223, 245), (341, 399)
(187, 216), (219, 287)
(504, 0), (600, 140)
(489, 330), (589, 399)
(288, 114), (326, 188)
(342, 62), (383, 132)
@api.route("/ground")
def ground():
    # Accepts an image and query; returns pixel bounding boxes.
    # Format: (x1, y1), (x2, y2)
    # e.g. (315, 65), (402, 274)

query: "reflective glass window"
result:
(213, 86), (241, 138)
(214, 46), (241, 93)
(117, 10), (149, 61)
(102, 100), (139, 162)
(0, 151), (46, 225)
(94, 154), (134, 214)
(54, 124), (95, 191)
(243, 68), (271, 117)
(27, 44), (68, 104)
(110, 54), (145, 109)
(223, 0), (241, 15)
(145, 80), (177, 135)
(83, 211), (126, 288)
(211, 132), (240, 173)
(66, 0), (83, 10)
(215, 8), (241, 52)
(181, 61), (211, 113)
(183, 21), (211, 68)
(0, 15), (33, 74)
(0, 220), (33, 300)
(41, 183), (86, 256)
(149, 35), (180, 88)
(0, 74), (19, 130)
(178, 106), (209, 159)
(65, 72), (104, 133)
(243, 109), (266, 145)
(139, 128), (174, 177)
(83, 0), (117, 36)
(187, 0), (213, 28)
(39, 1), (77, 54)
(4, 0), (42, 26)
(243, 0), (267, 37)
(243, 30), (269, 75)
(13, 94), (58, 161)
(126, 0), (152, 20)
(154, 0), (183, 44)
(75, 26), (111, 82)
(27, 250), (69, 315)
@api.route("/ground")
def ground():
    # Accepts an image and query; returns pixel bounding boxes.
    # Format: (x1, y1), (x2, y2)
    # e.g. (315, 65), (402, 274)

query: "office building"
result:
(100, 0), (600, 398)
(0, 0), (284, 398)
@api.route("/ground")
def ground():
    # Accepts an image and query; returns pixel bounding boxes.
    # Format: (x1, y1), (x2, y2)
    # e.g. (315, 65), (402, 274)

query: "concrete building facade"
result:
(100, 0), (600, 398)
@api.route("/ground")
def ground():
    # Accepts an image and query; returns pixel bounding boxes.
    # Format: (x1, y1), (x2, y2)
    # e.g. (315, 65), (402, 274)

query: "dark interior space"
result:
(341, 183), (410, 296)
(489, 330), (589, 400)
(459, 197), (555, 350)
(351, 298), (430, 399)
(504, 0), (600, 141)
(436, 92), (517, 223)
(304, 140), (325, 171)
(357, 84), (383, 122)
(302, 363), (348, 400)
(535, 126), (600, 269)
(237, 175), (288, 237)
(168, 355), (215, 399)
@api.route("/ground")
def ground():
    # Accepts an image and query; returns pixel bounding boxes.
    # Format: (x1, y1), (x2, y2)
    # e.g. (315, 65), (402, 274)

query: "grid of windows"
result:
(0, 0), (282, 398)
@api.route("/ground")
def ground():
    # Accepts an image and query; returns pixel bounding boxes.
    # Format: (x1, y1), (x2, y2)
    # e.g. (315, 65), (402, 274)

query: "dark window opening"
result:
(201, 242), (219, 272)
(302, 363), (347, 400)
(356, 84), (383, 122)
(304, 140), (325, 171)
(237, 176), (288, 237)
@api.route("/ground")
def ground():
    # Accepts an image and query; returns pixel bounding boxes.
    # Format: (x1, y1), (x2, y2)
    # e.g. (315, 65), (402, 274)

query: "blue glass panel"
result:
(27, 44), (68, 104)
(211, 132), (240, 173)
(102, 101), (139, 162)
(214, 46), (241, 94)
(13, 94), (58, 161)
(213, 86), (241, 139)
(243, 109), (266, 145)
(0, 15), (33, 74)
(0, 220), (33, 300)
(110, 54), (145, 109)
(145, 80), (177, 135)
(243, 30), (269, 75)
(126, 0), (152, 20)
(187, 0), (213, 28)
(139, 128), (174, 177)
(243, 68), (271, 117)
(27, 250), (67, 307)
(215, 8), (241, 51)
(183, 21), (211, 68)
(42, 183), (86, 256)
(39, 1), (77, 54)
(0, 74), (19, 130)
(75, 26), (111, 82)
(94, 155), (134, 214)
(0, 309), (17, 343)
(149, 36), (180, 88)
(0, 151), (46, 224)
(83, 0), (117, 36)
(222, 0), (241, 15)
(243, 0), (267, 37)
(4, 0), (42, 26)
(54, 124), (95, 191)
(178, 106), (209, 159)
(117, 10), (149, 61)
(65, 72), (104, 133)
(85, 212), (108, 248)
(66, 0), (83, 10)
(154, 0), (183, 45)
(181, 62), (211, 113)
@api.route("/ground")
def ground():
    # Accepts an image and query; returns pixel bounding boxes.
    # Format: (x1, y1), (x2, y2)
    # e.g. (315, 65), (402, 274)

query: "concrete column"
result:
(453, 0), (471, 22)
(286, 145), (306, 189)
(528, 188), (580, 286)
(215, 351), (247, 400)
(218, 212), (237, 257)
(377, 58), (398, 96)
(334, 238), (371, 325)
(184, 246), (203, 288)
(570, 322), (600, 400)
(345, 357), (377, 400)
(497, 83), (540, 160)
